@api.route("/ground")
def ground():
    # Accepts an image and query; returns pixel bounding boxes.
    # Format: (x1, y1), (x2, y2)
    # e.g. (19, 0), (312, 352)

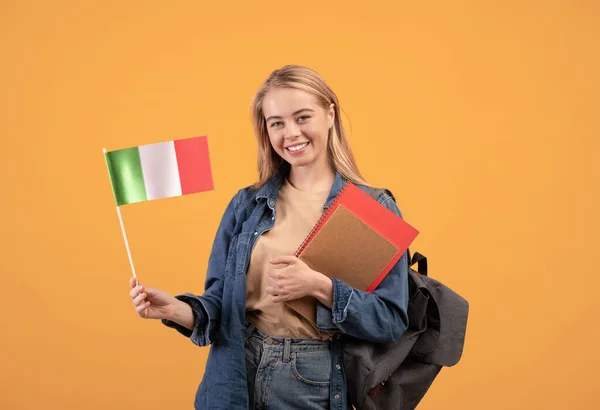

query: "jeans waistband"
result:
(244, 322), (331, 344)
(244, 322), (331, 363)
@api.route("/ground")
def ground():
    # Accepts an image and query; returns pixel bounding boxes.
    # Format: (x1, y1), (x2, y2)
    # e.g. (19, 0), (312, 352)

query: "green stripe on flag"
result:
(105, 147), (147, 206)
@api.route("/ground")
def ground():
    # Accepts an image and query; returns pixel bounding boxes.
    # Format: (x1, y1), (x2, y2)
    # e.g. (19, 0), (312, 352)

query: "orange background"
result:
(1, 1), (599, 409)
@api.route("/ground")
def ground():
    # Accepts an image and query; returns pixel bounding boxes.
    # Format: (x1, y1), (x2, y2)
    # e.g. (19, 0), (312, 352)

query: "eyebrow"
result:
(266, 108), (315, 122)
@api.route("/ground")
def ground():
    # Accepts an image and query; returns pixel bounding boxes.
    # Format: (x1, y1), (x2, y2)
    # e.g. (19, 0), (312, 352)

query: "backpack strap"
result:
(409, 251), (428, 276)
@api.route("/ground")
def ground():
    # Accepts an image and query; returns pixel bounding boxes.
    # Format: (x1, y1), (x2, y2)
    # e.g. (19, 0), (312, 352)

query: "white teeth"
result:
(287, 142), (308, 152)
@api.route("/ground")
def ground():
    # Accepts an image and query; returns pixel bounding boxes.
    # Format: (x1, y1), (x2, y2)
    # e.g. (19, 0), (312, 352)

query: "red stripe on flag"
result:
(174, 136), (214, 195)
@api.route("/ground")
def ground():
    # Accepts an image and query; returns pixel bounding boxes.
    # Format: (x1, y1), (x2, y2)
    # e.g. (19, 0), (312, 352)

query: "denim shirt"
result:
(162, 164), (410, 410)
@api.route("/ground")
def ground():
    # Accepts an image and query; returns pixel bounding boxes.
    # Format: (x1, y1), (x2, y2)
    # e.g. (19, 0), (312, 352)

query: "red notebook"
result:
(285, 182), (419, 325)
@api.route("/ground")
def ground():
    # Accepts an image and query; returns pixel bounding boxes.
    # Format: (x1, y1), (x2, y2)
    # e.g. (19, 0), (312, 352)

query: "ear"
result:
(327, 103), (335, 129)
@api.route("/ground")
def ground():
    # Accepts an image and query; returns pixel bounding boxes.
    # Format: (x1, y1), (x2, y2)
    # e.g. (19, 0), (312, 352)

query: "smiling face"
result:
(262, 87), (334, 170)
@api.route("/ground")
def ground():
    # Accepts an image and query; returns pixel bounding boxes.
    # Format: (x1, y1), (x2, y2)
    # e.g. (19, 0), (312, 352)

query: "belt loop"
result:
(283, 338), (291, 363)
(244, 323), (255, 343)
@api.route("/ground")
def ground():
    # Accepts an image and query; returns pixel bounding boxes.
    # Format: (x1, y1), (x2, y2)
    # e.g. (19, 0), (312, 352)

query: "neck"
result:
(287, 160), (335, 193)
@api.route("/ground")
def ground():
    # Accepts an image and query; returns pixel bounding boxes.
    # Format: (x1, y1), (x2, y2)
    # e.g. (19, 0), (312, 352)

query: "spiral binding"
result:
(294, 181), (350, 256)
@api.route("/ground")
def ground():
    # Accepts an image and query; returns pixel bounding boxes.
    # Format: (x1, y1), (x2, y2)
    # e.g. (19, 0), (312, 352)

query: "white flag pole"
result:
(103, 148), (137, 279)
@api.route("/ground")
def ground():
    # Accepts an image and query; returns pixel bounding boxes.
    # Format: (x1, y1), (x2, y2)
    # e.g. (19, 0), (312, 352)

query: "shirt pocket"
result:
(225, 231), (251, 278)
(224, 234), (238, 279)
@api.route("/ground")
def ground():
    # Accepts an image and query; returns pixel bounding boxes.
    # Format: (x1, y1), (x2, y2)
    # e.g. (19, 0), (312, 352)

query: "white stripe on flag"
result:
(139, 141), (183, 200)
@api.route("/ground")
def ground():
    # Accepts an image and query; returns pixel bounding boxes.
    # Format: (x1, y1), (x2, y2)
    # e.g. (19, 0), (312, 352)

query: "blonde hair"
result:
(250, 65), (369, 189)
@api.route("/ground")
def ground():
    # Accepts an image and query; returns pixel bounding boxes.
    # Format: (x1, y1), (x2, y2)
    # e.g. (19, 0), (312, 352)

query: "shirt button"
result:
(271, 216), (275, 220)
(254, 231), (258, 236)
(336, 363), (341, 369)
(334, 393), (341, 399)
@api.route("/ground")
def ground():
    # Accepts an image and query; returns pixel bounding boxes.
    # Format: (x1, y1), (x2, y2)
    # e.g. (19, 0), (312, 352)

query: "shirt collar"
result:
(255, 162), (289, 204)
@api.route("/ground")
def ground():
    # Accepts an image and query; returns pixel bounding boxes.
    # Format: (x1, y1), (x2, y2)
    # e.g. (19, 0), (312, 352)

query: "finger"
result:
(133, 292), (147, 307)
(268, 269), (285, 280)
(272, 293), (290, 303)
(129, 277), (137, 288)
(266, 285), (285, 297)
(267, 285), (290, 299)
(270, 255), (297, 265)
(129, 284), (143, 299)
(136, 300), (151, 317)
(266, 277), (282, 290)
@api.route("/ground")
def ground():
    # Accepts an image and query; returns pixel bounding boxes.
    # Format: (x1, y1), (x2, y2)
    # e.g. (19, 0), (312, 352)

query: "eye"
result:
(269, 121), (283, 127)
(297, 115), (311, 122)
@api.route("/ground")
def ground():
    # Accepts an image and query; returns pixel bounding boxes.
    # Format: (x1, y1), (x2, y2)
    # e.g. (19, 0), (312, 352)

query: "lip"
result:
(285, 141), (310, 155)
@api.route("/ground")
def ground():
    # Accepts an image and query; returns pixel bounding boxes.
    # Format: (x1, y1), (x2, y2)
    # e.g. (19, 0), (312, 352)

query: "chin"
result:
(285, 155), (314, 167)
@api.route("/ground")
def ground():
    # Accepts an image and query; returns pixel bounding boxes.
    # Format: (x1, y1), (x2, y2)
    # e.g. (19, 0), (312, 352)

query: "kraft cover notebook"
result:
(286, 182), (419, 325)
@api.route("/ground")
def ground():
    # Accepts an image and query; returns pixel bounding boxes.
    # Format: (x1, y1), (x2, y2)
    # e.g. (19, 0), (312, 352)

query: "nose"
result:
(284, 121), (302, 140)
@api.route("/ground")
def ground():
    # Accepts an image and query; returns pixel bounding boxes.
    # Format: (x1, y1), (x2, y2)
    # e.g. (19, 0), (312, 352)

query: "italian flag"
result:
(104, 136), (214, 206)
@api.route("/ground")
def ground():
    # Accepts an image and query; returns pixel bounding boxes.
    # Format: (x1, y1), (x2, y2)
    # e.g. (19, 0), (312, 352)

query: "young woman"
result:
(128, 65), (410, 410)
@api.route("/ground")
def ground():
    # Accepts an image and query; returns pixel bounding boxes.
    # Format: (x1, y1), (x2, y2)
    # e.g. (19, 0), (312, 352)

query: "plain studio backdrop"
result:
(1, 1), (598, 409)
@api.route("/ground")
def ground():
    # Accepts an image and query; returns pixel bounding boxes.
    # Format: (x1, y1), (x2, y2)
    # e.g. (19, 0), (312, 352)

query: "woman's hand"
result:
(266, 256), (333, 308)
(129, 277), (179, 320)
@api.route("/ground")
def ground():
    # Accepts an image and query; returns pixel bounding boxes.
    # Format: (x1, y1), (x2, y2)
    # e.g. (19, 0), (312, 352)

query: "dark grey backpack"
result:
(345, 189), (469, 409)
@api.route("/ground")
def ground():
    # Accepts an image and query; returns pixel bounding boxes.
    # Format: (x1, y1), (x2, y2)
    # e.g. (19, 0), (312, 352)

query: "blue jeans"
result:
(244, 322), (332, 409)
